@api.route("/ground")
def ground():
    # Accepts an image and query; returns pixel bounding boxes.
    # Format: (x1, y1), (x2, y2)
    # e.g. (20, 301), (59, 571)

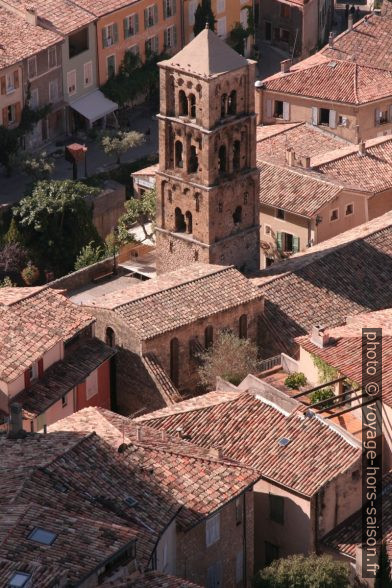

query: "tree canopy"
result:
(117, 188), (156, 243)
(101, 130), (144, 164)
(193, 0), (216, 36)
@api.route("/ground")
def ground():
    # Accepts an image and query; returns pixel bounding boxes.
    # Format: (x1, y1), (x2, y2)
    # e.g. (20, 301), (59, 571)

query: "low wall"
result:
(49, 256), (116, 292)
(86, 180), (126, 240)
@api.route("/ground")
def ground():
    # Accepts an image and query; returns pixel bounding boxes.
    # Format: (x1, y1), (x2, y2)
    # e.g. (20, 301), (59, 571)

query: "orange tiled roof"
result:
(0, 6), (62, 69)
(136, 389), (362, 497)
(87, 264), (263, 340)
(101, 571), (203, 587)
(0, 286), (94, 383)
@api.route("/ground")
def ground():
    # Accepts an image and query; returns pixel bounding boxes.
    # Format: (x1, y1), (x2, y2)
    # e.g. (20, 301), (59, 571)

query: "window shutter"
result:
(173, 25), (177, 47)
(113, 23), (118, 43)
(13, 70), (19, 89)
(329, 109), (337, 129)
(24, 369), (30, 389)
(163, 0), (167, 19)
(144, 8), (148, 28)
(123, 17), (128, 38)
(164, 28), (168, 47)
(276, 231), (283, 251)
(154, 4), (158, 24)
(2, 106), (7, 127)
(311, 106), (318, 125)
(0, 76), (5, 95)
(102, 27), (106, 47)
(135, 13), (139, 33)
(266, 98), (272, 118)
(283, 101), (290, 121)
(38, 358), (44, 378)
(292, 235), (300, 253)
(15, 102), (21, 124)
(172, 0), (176, 15)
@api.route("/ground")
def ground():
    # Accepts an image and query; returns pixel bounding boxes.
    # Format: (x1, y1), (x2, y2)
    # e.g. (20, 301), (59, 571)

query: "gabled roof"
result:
(0, 286), (94, 383)
(250, 212), (392, 355)
(136, 388), (362, 497)
(161, 27), (249, 77)
(101, 570), (203, 587)
(87, 264), (263, 340)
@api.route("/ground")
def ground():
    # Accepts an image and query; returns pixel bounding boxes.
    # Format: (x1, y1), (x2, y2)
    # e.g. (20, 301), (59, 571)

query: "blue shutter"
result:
(292, 235), (300, 253)
(276, 231), (283, 251)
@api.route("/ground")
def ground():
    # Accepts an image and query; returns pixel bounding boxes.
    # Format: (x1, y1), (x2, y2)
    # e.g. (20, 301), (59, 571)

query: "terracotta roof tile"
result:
(0, 287), (94, 383)
(102, 570), (203, 587)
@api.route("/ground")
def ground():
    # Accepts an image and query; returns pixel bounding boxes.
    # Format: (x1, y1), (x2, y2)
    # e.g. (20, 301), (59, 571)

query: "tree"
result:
(4, 218), (24, 245)
(75, 242), (106, 270)
(101, 131), (145, 164)
(18, 152), (54, 182)
(198, 331), (258, 388)
(14, 180), (101, 275)
(0, 126), (19, 176)
(193, 0), (216, 36)
(253, 554), (350, 588)
(21, 262), (40, 285)
(0, 276), (16, 287)
(376, 542), (392, 587)
(117, 188), (156, 242)
(0, 243), (28, 274)
(228, 23), (249, 55)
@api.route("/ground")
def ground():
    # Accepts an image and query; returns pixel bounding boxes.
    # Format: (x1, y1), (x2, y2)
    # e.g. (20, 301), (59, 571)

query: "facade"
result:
(0, 286), (115, 431)
(155, 27), (260, 274)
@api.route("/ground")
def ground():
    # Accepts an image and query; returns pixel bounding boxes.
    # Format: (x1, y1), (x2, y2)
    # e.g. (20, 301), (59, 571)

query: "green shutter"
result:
(293, 235), (300, 253)
(113, 23), (118, 43)
(135, 13), (139, 33)
(123, 17), (128, 39)
(102, 28), (106, 48)
(163, 0), (167, 19)
(276, 231), (283, 252)
(172, 0), (176, 15)
(154, 4), (158, 24)
(144, 8), (148, 28)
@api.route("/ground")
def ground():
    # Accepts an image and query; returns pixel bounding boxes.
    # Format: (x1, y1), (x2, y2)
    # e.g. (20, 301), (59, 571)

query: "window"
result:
(189, 93), (196, 118)
(102, 23), (118, 48)
(274, 100), (283, 118)
(29, 362), (38, 381)
(206, 512), (220, 547)
(164, 0), (176, 18)
(28, 527), (57, 545)
(236, 550), (244, 583)
(27, 56), (37, 79)
(30, 88), (39, 109)
(218, 145), (227, 173)
(217, 0), (225, 13)
(281, 28), (290, 43)
(48, 46), (57, 68)
(188, 0), (197, 24)
(175, 140), (183, 168)
(269, 494), (284, 524)
(205, 325), (213, 348)
(233, 205), (242, 224)
(265, 541), (279, 566)
(280, 3), (290, 18)
(61, 394), (67, 407)
(105, 327), (116, 347)
(232, 141), (241, 170)
(319, 108), (330, 125)
(164, 25), (177, 49)
(124, 13), (139, 38)
(235, 496), (243, 524)
(144, 4), (158, 28)
(376, 109), (389, 125)
(221, 93), (227, 117)
(243, 192), (248, 204)
(217, 16), (227, 37)
(330, 208), (339, 221)
(49, 80), (58, 102)
(107, 55), (116, 78)
(239, 314), (247, 339)
(145, 35), (159, 55)
(338, 115), (347, 127)
(67, 69), (76, 95)
(185, 210), (193, 233)
(86, 370), (98, 400)
(345, 203), (354, 216)
(175, 207), (185, 231)
(6, 73), (15, 94)
(9, 572), (31, 588)
(265, 224), (271, 235)
(218, 201), (223, 213)
(228, 90), (236, 115)
(7, 104), (16, 125)
(69, 27), (89, 58)
(276, 231), (299, 253)
(276, 208), (285, 220)
(82, 61), (93, 87)
(170, 337), (179, 386)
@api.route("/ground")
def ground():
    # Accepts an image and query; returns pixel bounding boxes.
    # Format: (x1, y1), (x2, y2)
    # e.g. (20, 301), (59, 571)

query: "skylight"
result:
(278, 437), (291, 447)
(9, 572), (31, 587)
(27, 527), (57, 545)
(124, 496), (138, 508)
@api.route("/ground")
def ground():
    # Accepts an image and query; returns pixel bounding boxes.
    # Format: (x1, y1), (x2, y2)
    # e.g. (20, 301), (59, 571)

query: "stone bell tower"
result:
(155, 26), (260, 274)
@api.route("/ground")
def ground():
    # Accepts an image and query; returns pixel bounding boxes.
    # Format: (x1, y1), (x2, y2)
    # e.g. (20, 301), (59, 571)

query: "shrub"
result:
(309, 387), (335, 408)
(21, 262), (40, 285)
(75, 242), (106, 271)
(284, 372), (307, 389)
(0, 276), (16, 287)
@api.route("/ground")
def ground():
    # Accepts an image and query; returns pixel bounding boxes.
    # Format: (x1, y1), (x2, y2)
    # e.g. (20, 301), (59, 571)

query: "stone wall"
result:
(87, 180), (126, 239)
(49, 257), (116, 292)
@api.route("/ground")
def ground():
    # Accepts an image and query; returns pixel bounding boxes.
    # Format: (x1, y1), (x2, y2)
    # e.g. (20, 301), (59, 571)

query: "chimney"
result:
(135, 425), (142, 441)
(301, 156), (311, 169)
(328, 32), (334, 48)
(25, 5), (37, 26)
(161, 429), (167, 442)
(8, 403), (24, 438)
(310, 325), (330, 348)
(358, 141), (366, 156)
(280, 59), (292, 73)
(286, 148), (296, 167)
(348, 13), (353, 31)
(175, 426), (183, 439)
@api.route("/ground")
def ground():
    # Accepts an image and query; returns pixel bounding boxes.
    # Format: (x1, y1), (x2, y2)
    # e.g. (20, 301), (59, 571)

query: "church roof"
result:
(161, 27), (249, 78)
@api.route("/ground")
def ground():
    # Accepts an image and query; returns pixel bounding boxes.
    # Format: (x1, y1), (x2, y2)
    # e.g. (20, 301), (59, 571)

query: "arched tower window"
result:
(233, 140), (241, 170)
(189, 93), (196, 118)
(105, 327), (116, 347)
(168, 189), (172, 203)
(188, 145), (199, 173)
(179, 90), (188, 116)
(170, 337), (179, 386)
(175, 140), (183, 168)
(221, 93), (227, 118)
(239, 314), (248, 339)
(185, 211), (193, 234)
(218, 145), (227, 174)
(205, 325), (213, 348)
(233, 206), (242, 225)
(195, 193), (200, 212)
(175, 207), (186, 232)
(228, 90), (237, 115)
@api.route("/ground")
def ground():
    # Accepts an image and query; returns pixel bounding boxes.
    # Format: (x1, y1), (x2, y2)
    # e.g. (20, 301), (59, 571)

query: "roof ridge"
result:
(261, 160), (344, 190)
(354, 63), (359, 104)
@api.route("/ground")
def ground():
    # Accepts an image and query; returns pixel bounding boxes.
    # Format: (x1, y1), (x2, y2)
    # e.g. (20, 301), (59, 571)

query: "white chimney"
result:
(25, 5), (37, 26)
(310, 325), (330, 348)
(135, 426), (142, 441)
(280, 59), (292, 73)
(286, 148), (295, 167)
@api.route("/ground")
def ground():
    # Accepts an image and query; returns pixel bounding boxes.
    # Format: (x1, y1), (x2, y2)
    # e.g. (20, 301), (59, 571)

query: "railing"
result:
(257, 355), (282, 373)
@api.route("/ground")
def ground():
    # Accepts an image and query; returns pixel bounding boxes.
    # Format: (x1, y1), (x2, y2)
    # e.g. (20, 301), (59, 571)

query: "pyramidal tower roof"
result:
(162, 27), (249, 77)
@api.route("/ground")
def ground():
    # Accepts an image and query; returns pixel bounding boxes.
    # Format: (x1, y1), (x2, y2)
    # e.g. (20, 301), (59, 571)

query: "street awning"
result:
(70, 90), (118, 123)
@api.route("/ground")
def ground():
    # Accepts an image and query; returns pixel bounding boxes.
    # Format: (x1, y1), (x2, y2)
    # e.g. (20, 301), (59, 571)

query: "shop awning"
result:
(70, 90), (118, 123)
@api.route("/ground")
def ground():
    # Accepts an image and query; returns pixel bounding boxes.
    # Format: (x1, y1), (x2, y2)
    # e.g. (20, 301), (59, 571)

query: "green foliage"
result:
(228, 23), (249, 55)
(198, 331), (258, 388)
(0, 242), (28, 274)
(0, 126), (19, 176)
(101, 130), (144, 164)
(4, 218), (24, 245)
(0, 276), (16, 287)
(18, 151), (54, 182)
(311, 354), (338, 384)
(284, 372), (307, 390)
(253, 554), (350, 588)
(244, 5), (255, 36)
(309, 387), (335, 408)
(75, 242), (106, 270)
(376, 543), (392, 587)
(14, 180), (101, 276)
(117, 188), (156, 242)
(193, 0), (216, 36)
(21, 261), (40, 285)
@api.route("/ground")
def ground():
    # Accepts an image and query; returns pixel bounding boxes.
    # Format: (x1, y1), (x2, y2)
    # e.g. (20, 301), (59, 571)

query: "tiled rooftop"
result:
(86, 264), (263, 340)
(0, 286), (94, 383)
(136, 388), (362, 497)
(14, 338), (115, 419)
(250, 212), (392, 355)
(101, 570), (203, 587)
(0, 6), (62, 69)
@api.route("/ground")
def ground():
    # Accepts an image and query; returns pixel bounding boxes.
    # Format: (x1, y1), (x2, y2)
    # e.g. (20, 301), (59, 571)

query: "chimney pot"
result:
(286, 148), (296, 167)
(280, 59), (292, 73)
(328, 32), (334, 48)
(310, 324), (330, 348)
(358, 141), (366, 156)
(175, 426), (183, 439)
(25, 5), (37, 26)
